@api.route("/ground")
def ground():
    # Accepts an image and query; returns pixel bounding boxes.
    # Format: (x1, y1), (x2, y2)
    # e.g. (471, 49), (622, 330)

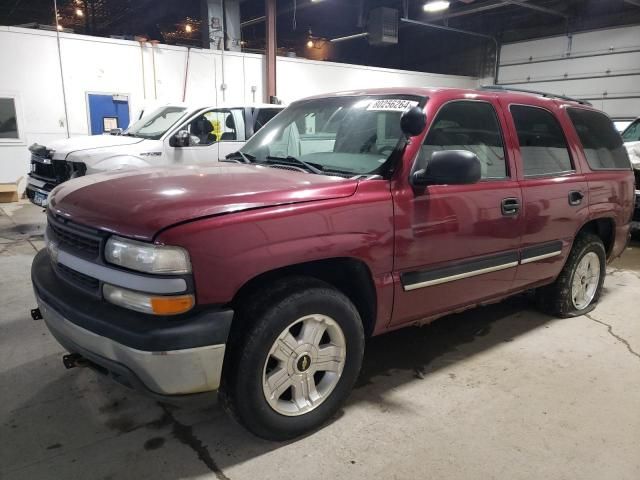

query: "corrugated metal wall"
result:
(497, 25), (640, 121)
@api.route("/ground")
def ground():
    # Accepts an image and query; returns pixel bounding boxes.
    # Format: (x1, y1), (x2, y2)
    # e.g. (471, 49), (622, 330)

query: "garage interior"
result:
(1, 1), (640, 479)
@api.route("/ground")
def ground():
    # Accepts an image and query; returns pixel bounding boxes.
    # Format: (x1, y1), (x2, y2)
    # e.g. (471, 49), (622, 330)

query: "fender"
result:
(156, 182), (395, 306)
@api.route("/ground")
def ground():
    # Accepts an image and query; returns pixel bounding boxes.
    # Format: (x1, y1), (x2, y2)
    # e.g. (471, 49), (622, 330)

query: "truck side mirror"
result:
(400, 106), (427, 137)
(170, 130), (191, 147)
(412, 150), (481, 187)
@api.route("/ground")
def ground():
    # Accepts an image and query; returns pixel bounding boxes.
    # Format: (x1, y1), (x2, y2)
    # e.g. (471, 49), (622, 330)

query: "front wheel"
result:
(536, 233), (606, 317)
(222, 278), (365, 441)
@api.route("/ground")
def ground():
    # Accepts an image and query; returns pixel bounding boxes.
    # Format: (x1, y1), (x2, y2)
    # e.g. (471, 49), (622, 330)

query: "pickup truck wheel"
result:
(222, 278), (365, 441)
(536, 233), (606, 317)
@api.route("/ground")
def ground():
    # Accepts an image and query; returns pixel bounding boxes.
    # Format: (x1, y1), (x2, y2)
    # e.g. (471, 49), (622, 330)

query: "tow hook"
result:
(30, 308), (43, 320)
(62, 353), (88, 369)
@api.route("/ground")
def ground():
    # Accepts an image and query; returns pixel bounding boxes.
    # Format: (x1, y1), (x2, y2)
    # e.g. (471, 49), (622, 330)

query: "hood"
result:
(49, 163), (359, 241)
(48, 135), (145, 160)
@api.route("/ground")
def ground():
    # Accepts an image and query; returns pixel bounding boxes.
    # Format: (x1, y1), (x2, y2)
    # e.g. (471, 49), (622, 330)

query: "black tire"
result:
(220, 277), (365, 441)
(535, 233), (606, 318)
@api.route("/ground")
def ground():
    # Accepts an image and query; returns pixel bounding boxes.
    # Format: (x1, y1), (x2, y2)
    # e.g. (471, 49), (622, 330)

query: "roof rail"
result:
(480, 85), (593, 106)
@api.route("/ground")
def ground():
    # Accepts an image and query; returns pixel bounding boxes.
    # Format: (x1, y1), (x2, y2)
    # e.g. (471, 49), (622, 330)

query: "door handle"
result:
(501, 197), (520, 216)
(569, 190), (584, 206)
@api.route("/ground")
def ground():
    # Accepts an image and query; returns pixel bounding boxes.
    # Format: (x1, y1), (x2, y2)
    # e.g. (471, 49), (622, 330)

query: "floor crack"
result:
(159, 404), (230, 480)
(586, 314), (640, 361)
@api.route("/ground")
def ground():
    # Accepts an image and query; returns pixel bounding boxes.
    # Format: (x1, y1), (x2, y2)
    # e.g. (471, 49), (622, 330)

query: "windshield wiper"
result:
(265, 155), (324, 175)
(224, 151), (255, 164)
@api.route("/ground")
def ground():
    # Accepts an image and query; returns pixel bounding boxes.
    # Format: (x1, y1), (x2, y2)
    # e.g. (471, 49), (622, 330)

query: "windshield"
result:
(237, 95), (423, 176)
(125, 106), (188, 140)
(622, 119), (640, 143)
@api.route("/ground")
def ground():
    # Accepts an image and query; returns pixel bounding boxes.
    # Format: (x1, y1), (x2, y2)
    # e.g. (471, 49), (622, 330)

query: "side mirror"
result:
(170, 130), (191, 147)
(401, 106), (427, 137)
(109, 128), (124, 136)
(412, 150), (481, 187)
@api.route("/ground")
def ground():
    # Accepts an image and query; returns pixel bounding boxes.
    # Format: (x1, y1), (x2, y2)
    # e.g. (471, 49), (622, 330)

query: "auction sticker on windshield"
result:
(367, 99), (419, 112)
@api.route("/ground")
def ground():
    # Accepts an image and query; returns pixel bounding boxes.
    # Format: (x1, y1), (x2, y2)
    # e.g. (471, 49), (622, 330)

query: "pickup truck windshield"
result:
(125, 106), (188, 140)
(238, 95), (424, 176)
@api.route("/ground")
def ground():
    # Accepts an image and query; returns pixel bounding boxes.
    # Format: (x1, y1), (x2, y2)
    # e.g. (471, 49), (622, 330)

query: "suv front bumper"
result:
(32, 249), (234, 397)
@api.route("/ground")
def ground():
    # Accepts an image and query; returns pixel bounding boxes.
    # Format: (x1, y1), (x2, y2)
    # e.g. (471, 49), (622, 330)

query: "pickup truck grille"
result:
(32, 159), (57, 180)
(47, 214), (104, 260)
(30, 154), (86, 187)
(634, 170), (640, 190)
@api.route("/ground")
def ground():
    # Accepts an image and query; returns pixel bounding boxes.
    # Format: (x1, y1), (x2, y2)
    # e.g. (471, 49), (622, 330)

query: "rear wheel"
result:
(536, 233), (606, 317)
(221, 277), (365, 441)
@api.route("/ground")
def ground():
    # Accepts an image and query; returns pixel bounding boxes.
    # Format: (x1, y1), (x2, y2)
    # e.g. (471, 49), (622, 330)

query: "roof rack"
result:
(479, 85), (593, 106)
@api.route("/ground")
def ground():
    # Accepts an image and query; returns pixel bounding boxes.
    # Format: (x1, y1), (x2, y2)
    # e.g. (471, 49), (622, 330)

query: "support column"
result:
(265, 0), (277, 103)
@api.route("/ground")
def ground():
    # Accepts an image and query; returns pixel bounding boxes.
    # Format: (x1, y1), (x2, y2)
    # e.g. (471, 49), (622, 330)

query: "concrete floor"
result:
(1, 200), (639, 480)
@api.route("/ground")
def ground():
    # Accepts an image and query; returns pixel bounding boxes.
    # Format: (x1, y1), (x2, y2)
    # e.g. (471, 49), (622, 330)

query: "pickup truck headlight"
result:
(103, 284), (194, 315)
(105, 235), (191, 274)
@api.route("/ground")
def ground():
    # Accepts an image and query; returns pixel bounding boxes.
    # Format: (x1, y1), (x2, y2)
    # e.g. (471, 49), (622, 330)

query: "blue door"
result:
(87, 94), (130, 135)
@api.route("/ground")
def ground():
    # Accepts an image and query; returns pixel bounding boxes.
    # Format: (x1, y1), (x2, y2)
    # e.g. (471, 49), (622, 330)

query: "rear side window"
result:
(568, 108), (631, 170)
(510, 105), (573, 177)
(420, 101), (508, 180)
(254, 108), (281, 133)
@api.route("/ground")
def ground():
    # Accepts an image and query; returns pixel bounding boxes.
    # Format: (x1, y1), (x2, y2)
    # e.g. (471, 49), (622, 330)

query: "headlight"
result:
(105, 235), (191, 274)
(103, 284), (194, 315)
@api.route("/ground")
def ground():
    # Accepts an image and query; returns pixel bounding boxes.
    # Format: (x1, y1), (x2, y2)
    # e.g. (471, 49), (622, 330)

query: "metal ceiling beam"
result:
(425, 0), (569, 22)
(504, 1), (569, 18)
(400, 17), (495, 40)
(425, 2), (507, 22)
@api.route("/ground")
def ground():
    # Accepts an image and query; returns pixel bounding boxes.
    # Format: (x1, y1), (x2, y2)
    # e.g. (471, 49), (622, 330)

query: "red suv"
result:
(31, 87), (634, 440)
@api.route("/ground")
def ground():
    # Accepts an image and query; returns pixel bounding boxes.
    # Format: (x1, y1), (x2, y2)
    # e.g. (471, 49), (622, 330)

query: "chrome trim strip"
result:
(27, 177), (46, 188)
(520, 251), (562, 264)
(37, 295), (224, 394)
(56, 249), (187, 294)
(26, 185), (50, 195)
(403, 261), (518, 291)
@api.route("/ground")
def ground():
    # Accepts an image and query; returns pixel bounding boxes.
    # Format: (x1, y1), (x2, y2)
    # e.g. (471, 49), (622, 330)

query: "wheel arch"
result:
(231, 257), (378, 338)
(575, 216), (615, 258)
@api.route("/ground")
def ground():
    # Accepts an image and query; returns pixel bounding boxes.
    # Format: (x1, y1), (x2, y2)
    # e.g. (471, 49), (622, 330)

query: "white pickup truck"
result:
(26, 103), (283, 206)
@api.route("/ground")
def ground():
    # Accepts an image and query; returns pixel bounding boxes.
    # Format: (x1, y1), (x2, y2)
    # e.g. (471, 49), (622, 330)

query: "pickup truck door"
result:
(391, 96), (523, 327)
(166, 108), (246, 164)
(498, 99), (589, 291)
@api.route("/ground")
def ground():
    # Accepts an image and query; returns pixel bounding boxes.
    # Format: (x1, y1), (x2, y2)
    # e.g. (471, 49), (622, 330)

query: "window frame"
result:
(0, 94), (24, 145)
(412, 99), (512, 182)
(566, 106), (632, 172)
(508, 103), (576, 179)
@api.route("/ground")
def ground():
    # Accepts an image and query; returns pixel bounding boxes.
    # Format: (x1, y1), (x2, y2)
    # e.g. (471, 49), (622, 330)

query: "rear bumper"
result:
(32, 249), (234, 396)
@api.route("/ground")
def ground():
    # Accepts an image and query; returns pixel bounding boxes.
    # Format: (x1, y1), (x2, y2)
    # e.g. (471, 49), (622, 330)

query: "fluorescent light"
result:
(423, 1), (450, 13)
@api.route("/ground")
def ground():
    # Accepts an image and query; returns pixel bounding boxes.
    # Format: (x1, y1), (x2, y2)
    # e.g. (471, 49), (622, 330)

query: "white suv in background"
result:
(622, 118), (640, 229)
(25, 103), (283, 206)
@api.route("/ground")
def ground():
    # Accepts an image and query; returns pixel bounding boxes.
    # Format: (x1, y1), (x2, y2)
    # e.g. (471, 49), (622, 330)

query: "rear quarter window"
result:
(567, 108), (630, 170)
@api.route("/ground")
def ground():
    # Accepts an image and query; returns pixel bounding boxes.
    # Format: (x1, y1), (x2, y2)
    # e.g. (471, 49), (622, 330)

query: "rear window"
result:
(510, 105), (573, 177)
(567, 108), (630, 170)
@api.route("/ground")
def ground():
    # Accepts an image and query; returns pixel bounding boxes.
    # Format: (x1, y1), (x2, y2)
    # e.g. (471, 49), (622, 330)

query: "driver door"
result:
(167, 108), (245, 164)
(391, 97), (523, 326)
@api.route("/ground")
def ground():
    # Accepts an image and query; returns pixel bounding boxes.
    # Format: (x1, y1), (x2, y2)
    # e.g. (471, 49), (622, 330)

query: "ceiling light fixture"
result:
(423, 1), (450, 13)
